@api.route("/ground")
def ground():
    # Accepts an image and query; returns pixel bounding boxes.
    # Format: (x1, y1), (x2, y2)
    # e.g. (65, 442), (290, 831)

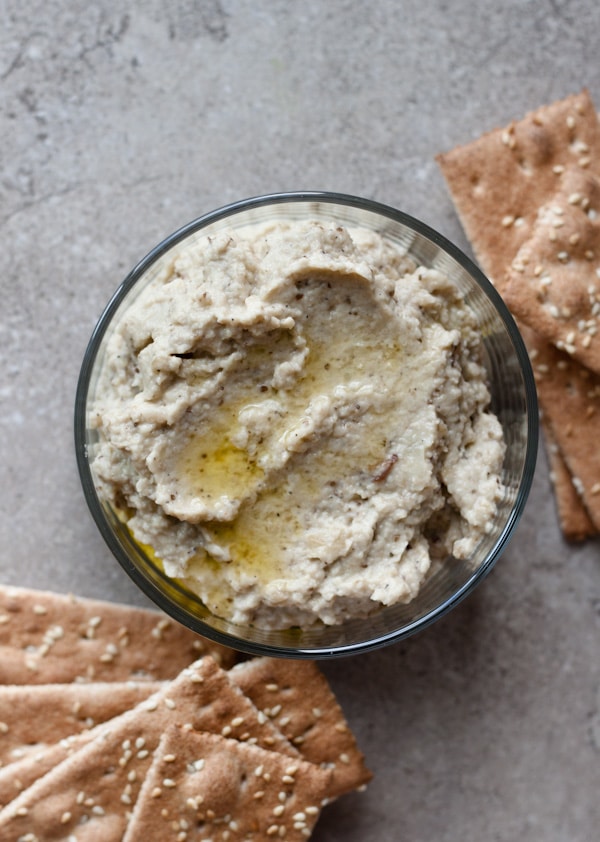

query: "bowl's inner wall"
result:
(80, 197), (536, 656)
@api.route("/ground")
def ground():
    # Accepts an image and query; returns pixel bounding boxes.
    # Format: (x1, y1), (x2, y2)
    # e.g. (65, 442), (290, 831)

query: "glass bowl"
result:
(74, 192), (538, 658)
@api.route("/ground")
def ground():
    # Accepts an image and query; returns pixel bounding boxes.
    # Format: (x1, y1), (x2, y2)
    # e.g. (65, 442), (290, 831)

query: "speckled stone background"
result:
(1, 1), (599, 839)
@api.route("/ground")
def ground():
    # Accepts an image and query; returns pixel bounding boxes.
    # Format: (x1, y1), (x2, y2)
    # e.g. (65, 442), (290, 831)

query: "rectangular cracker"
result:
(525, 325), (600, 530)
(123, 725), (332, 842)
(436, 89), (600, 293)
(436, 90), (600, 536)
(230, 657), (372, 798)
(0, 656), (295, 840)
(0, 584), (236, 684)
(503, 167), (600, 374)
(540, 417), (596, 542)
(0, 681), (161, 768)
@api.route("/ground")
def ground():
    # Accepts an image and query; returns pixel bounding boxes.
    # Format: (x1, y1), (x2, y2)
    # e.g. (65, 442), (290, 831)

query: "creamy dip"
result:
(90, 220), (505, 629)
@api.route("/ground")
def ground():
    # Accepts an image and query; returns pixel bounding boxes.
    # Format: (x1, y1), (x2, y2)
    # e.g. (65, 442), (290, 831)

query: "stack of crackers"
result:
(0, 584), (371, 840)
(437, 88), (600, 541)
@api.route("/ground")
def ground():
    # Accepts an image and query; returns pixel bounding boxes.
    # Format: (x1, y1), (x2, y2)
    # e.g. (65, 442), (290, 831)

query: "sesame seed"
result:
(305, 806), (319, 815)
(163, 754), (176, 763)
(0, 722), (9, 734)
(254, 790), (265, 799)
(548, 304), (560, 318)
(501, 214), (515, 227)
(553, 164), (565, 174)
(33, 604), (47, 615)
(273, 805), (285, 817)
(151, 787), (162, 798)
(231, 717), (244, 728)
(121, 792), (132, 805)
(591, 483), (600, 495)
(282, 775), (295, 784)
(137, 749), (149, 759)
(566, 115), (576, 129)
(15, 806), (29, 816)
(582, 335), (592, 347)
(568, 192), (582, 205)
(221, 725), (232, 737)
(267, 826), (279, 836)
(579, 156), (591, 168)
(163, 778), (176, 788)
(266, 683), (279, 692)
(339, 753), (351, 764)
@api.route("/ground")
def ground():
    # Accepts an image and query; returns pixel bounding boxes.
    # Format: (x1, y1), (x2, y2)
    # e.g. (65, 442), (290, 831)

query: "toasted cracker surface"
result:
(540, 417), (597, 541)
(0, 680), (161, 769)
(525, 326), (600, 530)
(0, 656), (293, 840)
(0, 584), (236, 684)
(437, 89), (600, 292)
(0, 729), (97, 808)
(124, 725), (332, 842)
(231, 657), (372, 799)
(503, 167), (600, 374)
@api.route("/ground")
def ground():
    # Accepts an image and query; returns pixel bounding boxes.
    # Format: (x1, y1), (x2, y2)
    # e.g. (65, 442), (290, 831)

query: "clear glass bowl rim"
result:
(74, 190), (538, 659)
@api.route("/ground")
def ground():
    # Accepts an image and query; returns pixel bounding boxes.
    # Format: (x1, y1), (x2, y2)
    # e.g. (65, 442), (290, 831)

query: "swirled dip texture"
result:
(90, 221), (505, 629)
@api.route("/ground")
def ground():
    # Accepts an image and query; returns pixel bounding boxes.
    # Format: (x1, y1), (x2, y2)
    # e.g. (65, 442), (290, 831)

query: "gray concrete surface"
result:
(1, 1), (599, 839)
